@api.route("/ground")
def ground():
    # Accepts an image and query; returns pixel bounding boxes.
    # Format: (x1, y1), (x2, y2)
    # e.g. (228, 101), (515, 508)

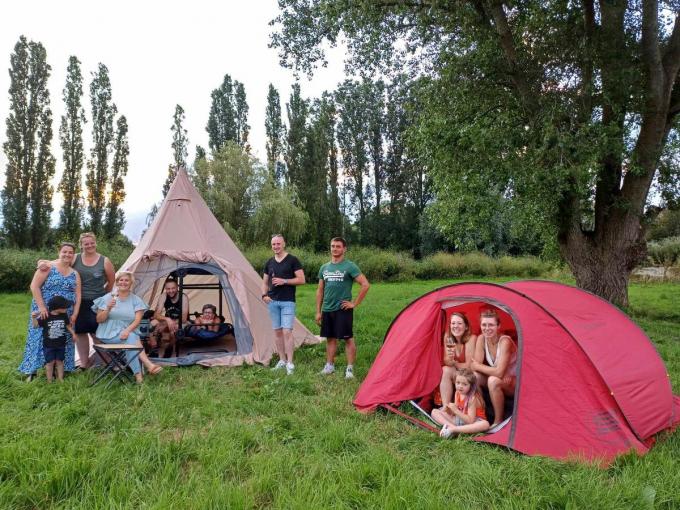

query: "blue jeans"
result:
(267, 301), (296, 330)
(100, 332), (142, 374)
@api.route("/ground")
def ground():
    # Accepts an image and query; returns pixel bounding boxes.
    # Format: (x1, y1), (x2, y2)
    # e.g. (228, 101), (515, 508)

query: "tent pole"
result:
(381, 404), (440, 434)
(409, 400), (439, 426)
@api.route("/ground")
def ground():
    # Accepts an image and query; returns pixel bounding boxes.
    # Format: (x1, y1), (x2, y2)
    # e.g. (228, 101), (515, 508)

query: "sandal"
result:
(148, 365), (163, 376)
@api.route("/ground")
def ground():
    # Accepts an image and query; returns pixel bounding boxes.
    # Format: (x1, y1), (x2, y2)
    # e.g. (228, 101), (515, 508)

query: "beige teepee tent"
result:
(121, 168), (318, 367)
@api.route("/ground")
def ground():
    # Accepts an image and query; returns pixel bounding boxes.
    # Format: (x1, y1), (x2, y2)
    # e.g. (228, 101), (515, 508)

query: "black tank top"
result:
(164, 294), (182, 320)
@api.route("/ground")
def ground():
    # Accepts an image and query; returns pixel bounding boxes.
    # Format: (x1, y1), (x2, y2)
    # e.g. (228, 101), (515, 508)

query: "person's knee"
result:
(488, 376), (502, 392)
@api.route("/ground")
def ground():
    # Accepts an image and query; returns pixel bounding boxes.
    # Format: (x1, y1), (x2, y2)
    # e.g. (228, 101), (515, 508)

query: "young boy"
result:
(32, 295), (75, 382)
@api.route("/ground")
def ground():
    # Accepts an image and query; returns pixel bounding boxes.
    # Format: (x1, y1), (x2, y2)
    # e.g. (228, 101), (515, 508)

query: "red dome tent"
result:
(354, 281), (680, 462)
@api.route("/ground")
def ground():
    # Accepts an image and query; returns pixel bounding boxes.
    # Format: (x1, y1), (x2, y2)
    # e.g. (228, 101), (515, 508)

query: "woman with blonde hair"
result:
(470, 309), (517, 427)
(93, 271), (162, 383)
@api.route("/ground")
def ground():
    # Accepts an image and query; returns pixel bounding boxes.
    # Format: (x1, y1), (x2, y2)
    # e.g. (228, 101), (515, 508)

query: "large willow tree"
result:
(271, 1), (680, 307)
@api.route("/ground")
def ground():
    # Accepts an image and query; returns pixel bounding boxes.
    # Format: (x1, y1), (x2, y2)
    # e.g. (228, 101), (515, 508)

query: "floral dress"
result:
(18, 267), (78, 375)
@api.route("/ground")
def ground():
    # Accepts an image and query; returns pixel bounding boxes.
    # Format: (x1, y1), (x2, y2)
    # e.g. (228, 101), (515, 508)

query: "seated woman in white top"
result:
(93, 271), (162, 383)
(470, 309), (517, 427)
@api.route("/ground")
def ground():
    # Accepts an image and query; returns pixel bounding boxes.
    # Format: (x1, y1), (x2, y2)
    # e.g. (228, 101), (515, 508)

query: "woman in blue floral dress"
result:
(19, 242), (81, 380)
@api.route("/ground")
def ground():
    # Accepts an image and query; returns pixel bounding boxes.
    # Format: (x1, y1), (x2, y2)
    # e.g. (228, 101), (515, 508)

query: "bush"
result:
(0, 242), (560, 293)
(415, 252), (553, 280)
(647, 237), (680, 280)
(414, 252), (493, 279)
(0, 248), (51, 292)
(346, 247), (416, 282)
(0, 236), (136, 293)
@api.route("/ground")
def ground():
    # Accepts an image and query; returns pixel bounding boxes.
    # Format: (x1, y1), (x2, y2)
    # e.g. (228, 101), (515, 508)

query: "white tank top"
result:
(484, 336), (517, 377)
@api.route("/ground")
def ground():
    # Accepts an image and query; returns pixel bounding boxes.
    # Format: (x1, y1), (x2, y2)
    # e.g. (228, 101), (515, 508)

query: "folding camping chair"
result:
(91, 343), (143, 388)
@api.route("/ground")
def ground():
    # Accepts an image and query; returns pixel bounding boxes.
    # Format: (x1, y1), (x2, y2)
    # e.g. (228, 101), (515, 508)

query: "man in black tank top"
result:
(152, 279), (189, 356)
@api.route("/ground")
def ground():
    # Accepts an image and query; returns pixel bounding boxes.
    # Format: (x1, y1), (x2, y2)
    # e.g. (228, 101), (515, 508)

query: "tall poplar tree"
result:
(284, 83), (308, 188)
(190, 144), (207, 187)
(2, 36), (55, 248)
(335, 80), (369, 239)
(234, 81), (250, 150)
(58, 56), (86, 239)
(318, 93), (343, 239)
(206, 75), (250, 153)
(206, 74), (236, 152)
(86, 63), (117, 235)
(265, 84), (285, 183)
(103, 115), (128, 239)
(163, 104), (189, 197)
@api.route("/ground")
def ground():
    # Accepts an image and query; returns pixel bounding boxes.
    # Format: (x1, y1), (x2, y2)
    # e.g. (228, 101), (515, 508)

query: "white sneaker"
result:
(345, 366), (354, 379)
(286, 362), (295, 375)
(271, 360), (286, 371)
(320, 363), (335, 375)
(439, 425), (453, 439)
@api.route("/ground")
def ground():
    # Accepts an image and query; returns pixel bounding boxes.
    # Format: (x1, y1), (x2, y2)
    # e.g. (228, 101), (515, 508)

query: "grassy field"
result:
(1, 280), (679, 509)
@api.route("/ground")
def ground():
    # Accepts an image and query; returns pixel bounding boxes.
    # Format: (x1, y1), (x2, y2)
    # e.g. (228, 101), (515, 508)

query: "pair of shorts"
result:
(43, 346), (66, 362)
(75, 298), (98, 334)
(267, 300), (296, 330)
(320, 309), (353, 339)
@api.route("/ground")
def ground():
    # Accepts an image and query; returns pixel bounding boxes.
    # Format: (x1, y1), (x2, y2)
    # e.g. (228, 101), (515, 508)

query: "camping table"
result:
(91, 343), (143, 388)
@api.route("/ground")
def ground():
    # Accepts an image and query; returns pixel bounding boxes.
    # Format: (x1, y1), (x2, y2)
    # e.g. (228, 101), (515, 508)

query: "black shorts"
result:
(43, 346), (66, 362)
(75, 299), (98, 334)
(320, 309), (354, 340)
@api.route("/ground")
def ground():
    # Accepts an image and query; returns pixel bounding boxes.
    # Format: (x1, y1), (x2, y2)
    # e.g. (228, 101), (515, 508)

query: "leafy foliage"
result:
(1, 36), (55, 249)
(194, 141), (260, 241)
(163, 104), (189, 198)
(206, 74), (249, 153)
(246, 177), (309, 246)
(85, 63), (117, 235)
(270, 1), (680, 306)
(103, 115), (129, 239)
(265, 84), (285, 183)
(58, 56), (86, 240)
(647, 237), (680, 279)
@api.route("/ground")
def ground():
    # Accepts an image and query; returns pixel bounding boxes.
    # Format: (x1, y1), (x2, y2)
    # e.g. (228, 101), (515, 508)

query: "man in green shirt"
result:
(316, 237), (370, 379)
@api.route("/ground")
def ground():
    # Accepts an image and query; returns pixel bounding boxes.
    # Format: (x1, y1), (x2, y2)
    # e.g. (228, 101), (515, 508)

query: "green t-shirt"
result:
(318, 259), (362, 312)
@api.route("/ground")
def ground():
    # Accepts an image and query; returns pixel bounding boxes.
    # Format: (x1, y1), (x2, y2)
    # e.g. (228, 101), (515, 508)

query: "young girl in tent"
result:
(432, 368), (490, 438)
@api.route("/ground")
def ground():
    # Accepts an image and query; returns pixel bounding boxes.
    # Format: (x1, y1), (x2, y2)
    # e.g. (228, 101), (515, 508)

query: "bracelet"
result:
(284, 279), (288, 285)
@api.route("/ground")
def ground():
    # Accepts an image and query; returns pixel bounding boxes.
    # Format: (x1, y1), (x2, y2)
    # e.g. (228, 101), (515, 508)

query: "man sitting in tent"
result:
(151, 279), (189, 357)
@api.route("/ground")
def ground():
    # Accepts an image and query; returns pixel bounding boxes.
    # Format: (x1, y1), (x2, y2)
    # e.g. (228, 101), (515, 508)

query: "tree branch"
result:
(484, 1), (538, 113)
(578, 0), (596, 118)
(641, 0), (664, 104)
(662, 12), (680, 80)
(668, 74), (680, 121)
(593, 0), (627, 234)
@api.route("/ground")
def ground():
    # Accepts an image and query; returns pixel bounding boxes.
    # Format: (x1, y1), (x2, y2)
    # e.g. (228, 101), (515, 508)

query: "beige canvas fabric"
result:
(121, 168), (318, 367)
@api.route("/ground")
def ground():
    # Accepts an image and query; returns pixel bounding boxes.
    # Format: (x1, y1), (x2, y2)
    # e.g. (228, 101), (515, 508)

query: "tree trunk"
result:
(560, 214), (647, 308)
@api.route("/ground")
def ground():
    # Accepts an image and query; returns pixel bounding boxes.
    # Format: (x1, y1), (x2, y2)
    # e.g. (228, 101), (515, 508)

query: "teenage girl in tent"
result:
(438, 312), (477, 408)
(432, 368), (490, 438)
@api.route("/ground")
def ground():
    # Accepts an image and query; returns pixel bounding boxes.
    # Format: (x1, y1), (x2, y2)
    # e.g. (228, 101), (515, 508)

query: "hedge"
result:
(0, 245), (560, 293)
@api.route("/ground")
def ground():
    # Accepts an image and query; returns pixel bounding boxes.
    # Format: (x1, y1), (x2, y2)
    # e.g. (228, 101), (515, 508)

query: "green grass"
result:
(1, 280), (679, 509)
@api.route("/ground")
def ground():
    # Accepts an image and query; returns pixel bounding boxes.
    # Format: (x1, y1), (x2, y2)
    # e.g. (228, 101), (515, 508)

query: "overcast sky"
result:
(0, 0), (345, 241)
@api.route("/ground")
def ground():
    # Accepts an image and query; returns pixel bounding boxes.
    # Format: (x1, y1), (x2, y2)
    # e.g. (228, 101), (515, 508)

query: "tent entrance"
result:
(438, 297), (521, 433)
(135, 260), (255, 364)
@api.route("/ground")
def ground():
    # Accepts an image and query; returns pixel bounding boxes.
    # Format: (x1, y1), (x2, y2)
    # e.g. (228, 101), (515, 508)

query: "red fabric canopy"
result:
(354, 281), (680, 462)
